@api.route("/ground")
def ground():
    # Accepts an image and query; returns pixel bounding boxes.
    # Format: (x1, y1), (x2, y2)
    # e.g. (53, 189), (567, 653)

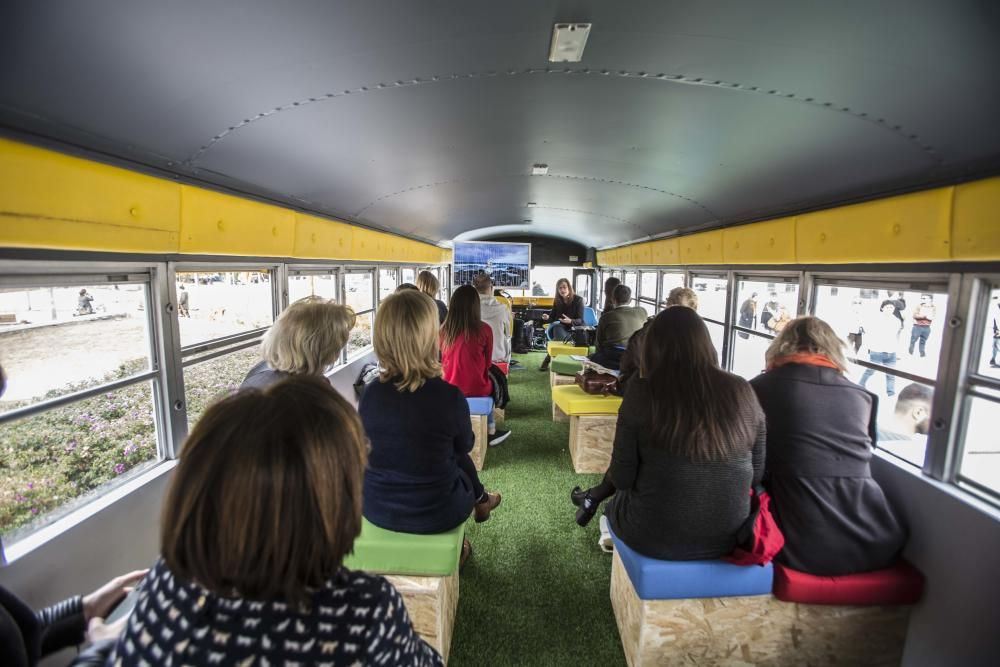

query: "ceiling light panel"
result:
(549, 23), (591, 63)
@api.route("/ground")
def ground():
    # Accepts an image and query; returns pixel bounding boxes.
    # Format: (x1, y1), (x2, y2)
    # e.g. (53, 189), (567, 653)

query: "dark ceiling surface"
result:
(2, 1), (998, 249)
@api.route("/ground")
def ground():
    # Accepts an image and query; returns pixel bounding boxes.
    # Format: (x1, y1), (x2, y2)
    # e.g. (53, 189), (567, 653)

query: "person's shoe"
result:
(598, 516), (613, 553)
(474, 492), (502, 523)
(459, 538), (472, 570)
(574, 491), (599, 527)
(488, 428), (511, 447)
(991, 361), (999, 368)
(570, 486), (587, 507)
(539, 355), (551, 371)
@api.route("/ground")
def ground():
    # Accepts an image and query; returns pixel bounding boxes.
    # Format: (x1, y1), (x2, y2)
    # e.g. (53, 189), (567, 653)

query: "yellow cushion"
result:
(547, 341), (589, 357)
(551, 385), (623, 415)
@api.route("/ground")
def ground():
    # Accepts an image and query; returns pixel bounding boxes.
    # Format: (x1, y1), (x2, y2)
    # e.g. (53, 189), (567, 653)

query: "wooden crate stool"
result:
(550, 385), (622, 472)
(609, 531), (775, 667)
(344, 519), (463, 664)
(549, 355), (583, 387)
(466, 396), (493, 470)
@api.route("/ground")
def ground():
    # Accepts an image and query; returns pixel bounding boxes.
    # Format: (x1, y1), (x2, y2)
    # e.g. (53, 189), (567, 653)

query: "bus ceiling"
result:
(0, 1), (998, 249)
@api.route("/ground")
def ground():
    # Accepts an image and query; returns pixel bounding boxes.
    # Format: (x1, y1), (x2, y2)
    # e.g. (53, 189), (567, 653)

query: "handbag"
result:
(725, 484), (785, 566)
(575, 368), (619, 396)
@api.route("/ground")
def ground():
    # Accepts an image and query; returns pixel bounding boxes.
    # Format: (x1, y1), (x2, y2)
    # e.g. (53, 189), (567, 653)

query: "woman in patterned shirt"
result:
(111, 375), (442, 666)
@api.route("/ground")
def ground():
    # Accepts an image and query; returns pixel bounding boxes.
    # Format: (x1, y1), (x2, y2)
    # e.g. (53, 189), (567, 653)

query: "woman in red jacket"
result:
(441, 285), (512, 446)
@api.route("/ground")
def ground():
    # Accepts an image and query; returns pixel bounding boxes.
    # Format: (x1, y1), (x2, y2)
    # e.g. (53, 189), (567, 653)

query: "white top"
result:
(479, 294), (512, 362)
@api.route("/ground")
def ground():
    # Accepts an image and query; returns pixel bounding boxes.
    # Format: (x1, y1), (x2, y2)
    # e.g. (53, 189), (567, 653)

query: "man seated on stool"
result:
(589, 284), (647, 370)
(472, 273), (512, 364)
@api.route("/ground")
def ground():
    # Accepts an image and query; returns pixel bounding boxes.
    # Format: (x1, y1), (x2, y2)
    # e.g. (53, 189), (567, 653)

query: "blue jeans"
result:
(546, 322), (572, 342)
(860, 351), (897, 396)
(909, 325), (930, 356)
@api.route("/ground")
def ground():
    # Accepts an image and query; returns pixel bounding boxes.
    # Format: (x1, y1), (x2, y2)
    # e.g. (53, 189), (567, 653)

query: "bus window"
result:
(730, 277), (800, 379)
(379, 268), (398, 302)
(638, 271), (657, 309)
(176, 270), (273, 348)
(344, 270), (375, 358)
(691, 274), (728, 362)
(288, 272), (338, 303)
(958, 284), (1000, 499)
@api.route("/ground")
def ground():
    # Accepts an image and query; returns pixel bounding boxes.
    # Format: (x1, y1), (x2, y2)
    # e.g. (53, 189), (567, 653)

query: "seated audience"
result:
(360, 290), (502, 543)
(240, 296), (355, 390)
(472, 272), (512, 363)
(618, 287), (698, 393)
(589, 284), (647, 370)
(749, 316), (906, 575)
(417, 270), (448, 323)
(112, 375), (443, 665)
(538, 278), (585, 370)
(572, 307), (766, 560)
(0, 365), (146, 667)
(602, 276), (621, 313)
(441, 285), (511, 445)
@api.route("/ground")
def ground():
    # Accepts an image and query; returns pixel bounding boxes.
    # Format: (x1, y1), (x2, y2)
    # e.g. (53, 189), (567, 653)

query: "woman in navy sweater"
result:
(360, 291), (501, 553)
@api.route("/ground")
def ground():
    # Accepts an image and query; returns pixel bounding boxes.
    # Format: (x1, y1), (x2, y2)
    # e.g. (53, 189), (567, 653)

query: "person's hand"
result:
(86, 615), (129, 643)
(82, 570), (148, 621)
(541, 313), (549, 321)
(559, 315), (572, 325)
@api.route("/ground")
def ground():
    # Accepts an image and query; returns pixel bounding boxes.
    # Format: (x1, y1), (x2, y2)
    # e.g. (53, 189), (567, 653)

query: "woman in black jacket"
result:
(572, 306), (766, 559)
(538, 278), (585, 370)
(749, 316), (906, 575)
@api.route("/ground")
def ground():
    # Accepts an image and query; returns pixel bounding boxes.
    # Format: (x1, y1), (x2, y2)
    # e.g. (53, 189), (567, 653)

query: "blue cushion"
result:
(466, 397), (494, 415)
(611, 527), (773, 600)
(583, 307), (598, 326)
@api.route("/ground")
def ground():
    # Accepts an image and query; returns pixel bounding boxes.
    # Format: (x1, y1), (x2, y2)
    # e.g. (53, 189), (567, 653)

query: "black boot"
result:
(539, 354), (551, 371)
(571, 486), (599, 527)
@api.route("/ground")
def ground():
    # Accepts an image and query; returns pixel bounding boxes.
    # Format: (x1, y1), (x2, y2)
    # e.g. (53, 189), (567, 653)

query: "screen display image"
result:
(453, 241), (530, 289)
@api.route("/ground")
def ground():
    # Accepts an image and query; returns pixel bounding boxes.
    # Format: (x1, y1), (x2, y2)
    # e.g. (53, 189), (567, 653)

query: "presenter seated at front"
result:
(589, 284), (647, 370)
(112, 375), (443, 666)
(360, 290), (503, 541)
(472, 272), (512, 363)
(539, 277), (585, 370)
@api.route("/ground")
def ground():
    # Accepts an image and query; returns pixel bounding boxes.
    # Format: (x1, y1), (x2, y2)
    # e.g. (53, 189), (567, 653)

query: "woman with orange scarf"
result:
(749, 317), (906, 576)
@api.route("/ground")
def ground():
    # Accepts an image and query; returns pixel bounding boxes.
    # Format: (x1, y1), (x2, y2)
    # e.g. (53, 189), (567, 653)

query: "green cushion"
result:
(344, 518), (463, 576)
(551, 355), (584, 376)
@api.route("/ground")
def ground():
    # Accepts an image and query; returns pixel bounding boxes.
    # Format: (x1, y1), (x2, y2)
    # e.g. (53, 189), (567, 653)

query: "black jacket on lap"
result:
(750, 363), (907, 575)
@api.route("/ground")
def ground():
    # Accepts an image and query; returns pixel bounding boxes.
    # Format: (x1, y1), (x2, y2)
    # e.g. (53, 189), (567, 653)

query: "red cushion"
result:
(773, 561), (924, 606)
(494, 362), (509, 376)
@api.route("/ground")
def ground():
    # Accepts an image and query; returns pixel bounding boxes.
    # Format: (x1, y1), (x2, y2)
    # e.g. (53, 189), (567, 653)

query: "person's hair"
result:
(471, 272), (493, 295)
(666, 287), (698, 310)
(441, 284), (483, 348)
(641, 307), (756, 462)
(880, 299), (897, 312)
(611, 284), (632, 306)
(260, 297), (356, 375)
(555, 278), (575, 304)
(395, 282), (419, 292)
(415, 270), (439, 298)
(764, 316), (848, 372)
(161, 375), (366, 604)
(374, 291), (441, 392)
(79, 289), (87, 295)
(603, 276), (621, 304)
(895, 383), (933, 416)
(920, 293), (933, 301)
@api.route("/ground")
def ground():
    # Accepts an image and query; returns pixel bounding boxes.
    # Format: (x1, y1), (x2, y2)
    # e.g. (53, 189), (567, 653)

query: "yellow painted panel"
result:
(351, 227), (390, 260)
(723, 218), (796, 264)
(293, 213), (353, 259)
(680, 230), (724, 264)
(632, 242), (653, 265)
(650, 239), (680, 265)
(180, 186), (295, 256)
(796, 189), (952, 263)
(952, 177), (1000, 260)
(0, 138), (181, 252)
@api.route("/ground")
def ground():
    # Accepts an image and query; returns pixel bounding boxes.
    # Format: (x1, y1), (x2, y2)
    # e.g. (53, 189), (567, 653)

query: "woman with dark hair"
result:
(750, 316), (906, 575)
(441, 285), (510, 445)
(112, 375), (443, 665)
(538, 278), (585, 370)
(572, 307), (766, 559)
(603, 276), (621, 312)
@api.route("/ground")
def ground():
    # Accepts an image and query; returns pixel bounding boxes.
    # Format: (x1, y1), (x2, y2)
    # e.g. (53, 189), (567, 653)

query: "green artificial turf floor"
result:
(448, 352), (627, 666)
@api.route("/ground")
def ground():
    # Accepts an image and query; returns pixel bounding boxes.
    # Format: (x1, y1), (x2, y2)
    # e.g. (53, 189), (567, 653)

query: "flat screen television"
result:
(453, 241), (530, 289)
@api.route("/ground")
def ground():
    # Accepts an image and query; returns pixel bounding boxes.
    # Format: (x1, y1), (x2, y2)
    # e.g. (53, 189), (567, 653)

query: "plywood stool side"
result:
(550, 371), (576, 387)
(552, 401), (569, 423)
(493, 407), (505, 422)
(470, 414), (487, 470)
(386, 570), (460, 664)
(569, 414), (616, 473)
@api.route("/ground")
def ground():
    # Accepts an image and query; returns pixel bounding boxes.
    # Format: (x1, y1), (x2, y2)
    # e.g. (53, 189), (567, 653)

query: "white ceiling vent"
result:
(549, 23), (591, 63)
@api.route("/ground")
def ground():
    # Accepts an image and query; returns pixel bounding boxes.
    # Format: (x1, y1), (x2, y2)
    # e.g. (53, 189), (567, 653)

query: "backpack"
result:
(353, 362), (380, 399)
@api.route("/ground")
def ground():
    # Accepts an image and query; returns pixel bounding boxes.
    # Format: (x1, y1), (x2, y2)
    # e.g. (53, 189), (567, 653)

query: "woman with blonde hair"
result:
(360, 290), (501, 549)
(113, 375), (442, 665)
(750, 316), (906, 575)
(416, 269), (448, 323)
(240, 296), (356, 390)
